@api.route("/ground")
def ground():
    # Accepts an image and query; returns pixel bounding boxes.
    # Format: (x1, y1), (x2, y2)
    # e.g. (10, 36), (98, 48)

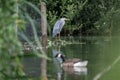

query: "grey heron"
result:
(52, 18), (69, 39)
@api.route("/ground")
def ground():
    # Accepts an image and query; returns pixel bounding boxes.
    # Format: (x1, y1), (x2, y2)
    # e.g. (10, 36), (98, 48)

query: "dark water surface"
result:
(22, 36), (120, 80)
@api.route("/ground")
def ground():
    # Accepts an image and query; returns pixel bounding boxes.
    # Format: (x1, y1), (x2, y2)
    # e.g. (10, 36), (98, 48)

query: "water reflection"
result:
(52, 48), (63, 80)
(21, 57), (41, 77)
(63, 66), (87, 75)
(21, 36), (120, 80)
(52, 46), (88, 80)
(93, 55), (120, 80)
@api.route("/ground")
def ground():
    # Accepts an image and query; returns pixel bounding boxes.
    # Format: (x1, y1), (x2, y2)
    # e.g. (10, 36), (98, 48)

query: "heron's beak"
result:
(65, 19), (70, 21)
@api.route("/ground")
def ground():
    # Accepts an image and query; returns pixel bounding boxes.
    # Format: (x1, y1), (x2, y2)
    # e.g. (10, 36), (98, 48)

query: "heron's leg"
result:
(58, 33), (60, 40)
(58, 45), (61, 52)
(55, 36), (57, 41)
(54, 34), (58, 42)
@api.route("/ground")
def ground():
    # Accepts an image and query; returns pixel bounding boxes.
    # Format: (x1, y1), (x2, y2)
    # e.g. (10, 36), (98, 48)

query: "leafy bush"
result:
(0, 0), (25, 79)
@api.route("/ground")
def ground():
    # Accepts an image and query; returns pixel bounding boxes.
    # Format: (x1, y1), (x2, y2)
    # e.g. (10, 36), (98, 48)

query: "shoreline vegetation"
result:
(0, 0), (120, 79)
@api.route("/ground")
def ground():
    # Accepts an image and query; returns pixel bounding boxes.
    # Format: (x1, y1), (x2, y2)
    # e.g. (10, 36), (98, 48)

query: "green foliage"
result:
(0, 0), (50, 79)
(94, 0), (120, 35)
(24, 0), (120, 36)
(0, 0), (25, 79)
(46, 0), (88, 27)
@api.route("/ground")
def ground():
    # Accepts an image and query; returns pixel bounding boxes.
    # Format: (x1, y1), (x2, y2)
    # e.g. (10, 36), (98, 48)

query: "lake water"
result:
(22, 36), (120, 80)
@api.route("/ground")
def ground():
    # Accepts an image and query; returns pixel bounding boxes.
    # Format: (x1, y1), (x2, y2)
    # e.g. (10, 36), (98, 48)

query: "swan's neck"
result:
(57, 53), (65, 63)
(60, 55), (65, 63)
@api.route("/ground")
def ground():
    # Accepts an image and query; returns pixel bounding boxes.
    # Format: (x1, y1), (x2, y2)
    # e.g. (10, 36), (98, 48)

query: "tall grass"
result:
(0, 0), (25, 79)
(0, 0), (49, 79)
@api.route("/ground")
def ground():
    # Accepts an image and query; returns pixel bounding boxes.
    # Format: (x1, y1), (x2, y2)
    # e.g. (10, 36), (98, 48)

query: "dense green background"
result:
(0, 0), (120, 79)
(27, 0), (120, 36)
